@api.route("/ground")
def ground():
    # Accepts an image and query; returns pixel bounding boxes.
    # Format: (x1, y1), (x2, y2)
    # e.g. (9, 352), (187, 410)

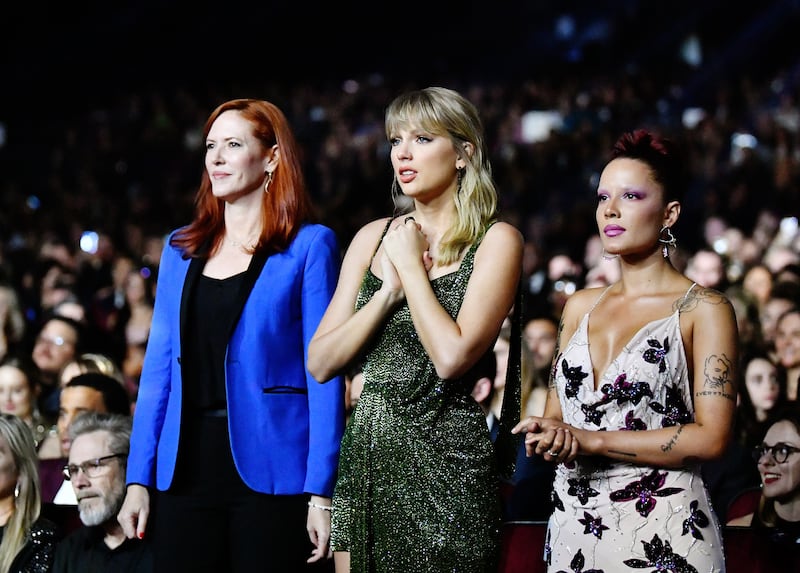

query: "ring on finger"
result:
(404, 216), (415, 224)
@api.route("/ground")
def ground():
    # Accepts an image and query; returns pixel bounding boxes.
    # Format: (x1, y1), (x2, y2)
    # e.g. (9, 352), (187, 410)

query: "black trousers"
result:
(151, 413), (332, 573)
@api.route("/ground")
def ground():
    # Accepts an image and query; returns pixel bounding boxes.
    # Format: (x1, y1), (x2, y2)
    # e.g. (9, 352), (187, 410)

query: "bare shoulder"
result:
(560, 286), (608, 331)
(473, 222), (523, 271)
(482, 221), (524, 248)
(346, 217), (393, 252)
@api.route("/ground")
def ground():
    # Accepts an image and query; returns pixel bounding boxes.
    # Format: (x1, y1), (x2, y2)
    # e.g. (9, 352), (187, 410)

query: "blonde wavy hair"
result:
(385, 86), (498, 266)
(0, 414), (42, 573)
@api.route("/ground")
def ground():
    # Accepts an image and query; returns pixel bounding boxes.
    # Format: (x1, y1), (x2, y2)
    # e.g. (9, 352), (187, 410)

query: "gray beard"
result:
(78, 482), (125, 528)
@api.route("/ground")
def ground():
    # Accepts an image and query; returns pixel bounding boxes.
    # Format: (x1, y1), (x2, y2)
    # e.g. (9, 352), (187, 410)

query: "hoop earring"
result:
(658, 226), (677, 258)
(456, 167), (465, 194)
(264, 171), (274, 194)
(601, 248), (618, 260)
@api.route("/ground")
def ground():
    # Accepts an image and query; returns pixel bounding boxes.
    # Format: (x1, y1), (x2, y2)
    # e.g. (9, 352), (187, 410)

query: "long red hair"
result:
(172, 98), (314, 257)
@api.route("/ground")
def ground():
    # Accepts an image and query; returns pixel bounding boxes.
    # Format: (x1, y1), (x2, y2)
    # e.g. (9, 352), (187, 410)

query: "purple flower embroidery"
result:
(681, 500), (710, 540)
(622, 410), (647, 431)
(555, 548), (604, 573)
(623, 533), (698, 572)
(643, 337), (670, 373)
(609, 469), (684, 517)
(649, 384), (692, 427)
(568, 476), (600, 505)
(600, 373), (653, 406)
(578, 511), (609, 539)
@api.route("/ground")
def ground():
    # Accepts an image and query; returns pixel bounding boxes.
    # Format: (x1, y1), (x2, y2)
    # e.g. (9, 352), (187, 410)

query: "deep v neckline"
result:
(583, 312), (676, 391)
(580, 282), (697, 392)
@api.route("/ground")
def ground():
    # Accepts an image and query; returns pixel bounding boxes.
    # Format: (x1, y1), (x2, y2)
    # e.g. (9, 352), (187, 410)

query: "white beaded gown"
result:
(546, 284), (725, 573)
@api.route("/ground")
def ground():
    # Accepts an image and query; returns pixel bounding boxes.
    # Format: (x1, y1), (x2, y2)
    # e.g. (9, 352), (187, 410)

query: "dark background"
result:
(5, 1), (800, 114)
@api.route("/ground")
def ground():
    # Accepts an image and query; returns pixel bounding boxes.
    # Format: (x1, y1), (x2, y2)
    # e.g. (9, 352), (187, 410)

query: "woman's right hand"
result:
(117, 484), (150, 540)
(378, 251), (405, 303)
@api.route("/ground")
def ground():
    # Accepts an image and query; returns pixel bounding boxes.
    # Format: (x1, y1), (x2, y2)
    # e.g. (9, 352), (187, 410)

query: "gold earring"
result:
(264, 171), (274, 194)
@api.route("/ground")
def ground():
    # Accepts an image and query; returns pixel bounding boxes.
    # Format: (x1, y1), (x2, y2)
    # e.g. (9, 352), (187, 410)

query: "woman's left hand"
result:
(512, 416), (580, 464)
(306, 496), (333, 562)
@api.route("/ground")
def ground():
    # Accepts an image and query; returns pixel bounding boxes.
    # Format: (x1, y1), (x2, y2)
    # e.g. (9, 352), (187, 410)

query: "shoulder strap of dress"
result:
(369, 218), (393, 263)
(588, 284), (614, 314)
(677, 282), (697, 314)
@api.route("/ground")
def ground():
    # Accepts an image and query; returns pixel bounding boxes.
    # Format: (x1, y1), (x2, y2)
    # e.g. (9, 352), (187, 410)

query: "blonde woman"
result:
(309, 86), (523, 572)
(0, 413), (60, 572)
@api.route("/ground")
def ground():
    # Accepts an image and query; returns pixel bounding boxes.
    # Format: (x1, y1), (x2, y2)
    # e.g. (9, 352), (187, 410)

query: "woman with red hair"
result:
(118, 99), (345, 572)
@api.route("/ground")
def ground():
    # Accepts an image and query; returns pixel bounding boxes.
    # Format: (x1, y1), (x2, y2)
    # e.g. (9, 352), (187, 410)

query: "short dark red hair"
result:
(611, 129), (689, 203)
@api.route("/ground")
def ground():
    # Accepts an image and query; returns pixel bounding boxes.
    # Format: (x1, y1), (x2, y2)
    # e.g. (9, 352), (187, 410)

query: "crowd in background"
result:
(0, 13), (799, 569)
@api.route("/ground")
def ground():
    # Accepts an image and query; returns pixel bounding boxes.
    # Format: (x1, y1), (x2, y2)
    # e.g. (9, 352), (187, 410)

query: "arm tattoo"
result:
(695, 353), (736, 402)
(548, 318), (564, 389)
(673, 286), (728, 313)
(661, 424), (684, 452)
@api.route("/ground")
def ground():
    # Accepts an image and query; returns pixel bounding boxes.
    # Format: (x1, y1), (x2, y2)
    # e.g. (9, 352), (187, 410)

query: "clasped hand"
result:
(512, 416), (580, 463)
(379, 219), (434, 295)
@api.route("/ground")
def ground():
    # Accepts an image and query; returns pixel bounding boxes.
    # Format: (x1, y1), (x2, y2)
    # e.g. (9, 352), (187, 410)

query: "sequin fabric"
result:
(331, 225), (515, 572)
(9, 517), (61, 572)
(546, 284), (725, 573)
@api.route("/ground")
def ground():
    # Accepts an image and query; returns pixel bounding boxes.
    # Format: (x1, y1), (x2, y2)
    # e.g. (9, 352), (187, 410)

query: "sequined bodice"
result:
(331, 227), (505, 573)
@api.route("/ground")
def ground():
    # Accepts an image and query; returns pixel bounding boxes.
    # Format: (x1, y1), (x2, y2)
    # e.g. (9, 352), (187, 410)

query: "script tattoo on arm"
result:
(661, 424), (684, 452)
(695, 353), (736, 402)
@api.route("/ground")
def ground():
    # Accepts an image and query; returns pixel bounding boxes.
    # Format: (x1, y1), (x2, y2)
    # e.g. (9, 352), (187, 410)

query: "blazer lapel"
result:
(180, 256), (205, 345)
(225, 249), (270, 338)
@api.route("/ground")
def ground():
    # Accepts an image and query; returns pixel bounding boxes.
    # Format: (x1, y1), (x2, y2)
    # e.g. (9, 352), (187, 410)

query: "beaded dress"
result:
(546, 283), (726, 573)
(330, 222), (520, 573)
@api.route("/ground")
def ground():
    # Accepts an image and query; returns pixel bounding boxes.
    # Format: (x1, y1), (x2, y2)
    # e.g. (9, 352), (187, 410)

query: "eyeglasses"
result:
(63, 453), (126, 480)
(752, 443), (800, 464)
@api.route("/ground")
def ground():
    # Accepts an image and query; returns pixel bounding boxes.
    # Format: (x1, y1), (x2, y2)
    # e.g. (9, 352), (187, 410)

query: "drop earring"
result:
(263, 171), (274, 194)
(658, 226), (677, 258)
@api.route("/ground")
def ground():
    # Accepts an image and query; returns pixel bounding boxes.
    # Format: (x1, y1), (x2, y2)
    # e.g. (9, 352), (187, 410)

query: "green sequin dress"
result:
(331, 223), (520, 573)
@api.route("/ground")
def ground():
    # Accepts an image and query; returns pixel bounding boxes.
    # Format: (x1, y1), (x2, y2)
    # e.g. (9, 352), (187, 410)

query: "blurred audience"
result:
(31, 315), (84, 422)
(774, 307), (800, 401)
(0, 355), (55, 454)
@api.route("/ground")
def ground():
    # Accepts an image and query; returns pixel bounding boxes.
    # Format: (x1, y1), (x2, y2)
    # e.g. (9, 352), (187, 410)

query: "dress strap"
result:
(369, 218), (393, 264)
(587, 284), (614, 315)
(678, 282), (697, 314)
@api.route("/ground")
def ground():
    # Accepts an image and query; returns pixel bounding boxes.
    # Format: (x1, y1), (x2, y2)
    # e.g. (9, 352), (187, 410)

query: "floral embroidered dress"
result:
(546, 283), (725, 573)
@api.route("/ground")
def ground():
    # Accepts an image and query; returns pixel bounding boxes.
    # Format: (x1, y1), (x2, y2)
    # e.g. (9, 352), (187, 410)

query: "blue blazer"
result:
(127, 223), (345, 497)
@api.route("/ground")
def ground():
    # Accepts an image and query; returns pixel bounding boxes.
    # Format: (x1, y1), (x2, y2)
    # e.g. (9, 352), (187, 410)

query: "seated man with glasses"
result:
(52, 411), (152, 572)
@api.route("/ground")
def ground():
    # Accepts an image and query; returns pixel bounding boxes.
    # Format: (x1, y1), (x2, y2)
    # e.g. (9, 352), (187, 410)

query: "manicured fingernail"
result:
(138, 532), (144, 539)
